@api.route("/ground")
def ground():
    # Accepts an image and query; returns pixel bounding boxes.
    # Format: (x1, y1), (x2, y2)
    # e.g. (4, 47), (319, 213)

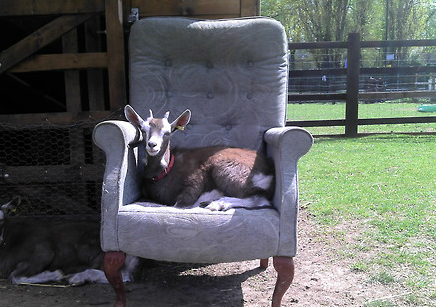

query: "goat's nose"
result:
(148, 141), (157, 148)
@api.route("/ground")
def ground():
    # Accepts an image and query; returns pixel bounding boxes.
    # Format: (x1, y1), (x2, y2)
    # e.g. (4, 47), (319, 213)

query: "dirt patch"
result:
(0, 210), (419, 307)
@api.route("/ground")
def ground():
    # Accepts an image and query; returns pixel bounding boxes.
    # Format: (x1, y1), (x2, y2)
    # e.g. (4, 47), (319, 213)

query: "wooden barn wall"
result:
(127, 0), (259, 19)
(0, 0), (259, 216)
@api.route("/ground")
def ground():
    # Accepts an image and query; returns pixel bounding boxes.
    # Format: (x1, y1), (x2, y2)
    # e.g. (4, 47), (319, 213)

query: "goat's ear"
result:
(124, 105), (145, 127)
(171, 109), (191, 132)
(1, 196), (21, 216)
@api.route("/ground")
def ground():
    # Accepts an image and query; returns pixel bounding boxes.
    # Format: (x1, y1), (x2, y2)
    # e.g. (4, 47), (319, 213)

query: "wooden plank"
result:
(359, 117), (436, 125)
(345, 33), (360, 136)
(290, 68), (347, 77)
(288, 93), (346, 101)
(182, 14), (240, 19)
(6, 165), (104, 183)
(240, 0), (259, 16)
(359, 91), (436, 100)
(62, 30), (82, 113)
(289, 41), (348, 50)
(288, 39), (436, 50)
(286, 119), (346, 127)
(132, 0), (240, 17)
(0, 110), (123, 126)
(9, 53), (108, 72)
(361, 66), (436, 75)
(0, 13), (98, 74)
(0, 0), (104, 16)
(361, 39), (436, 48)
(84, 16), (106, 111)
(105, 0), (127, 110)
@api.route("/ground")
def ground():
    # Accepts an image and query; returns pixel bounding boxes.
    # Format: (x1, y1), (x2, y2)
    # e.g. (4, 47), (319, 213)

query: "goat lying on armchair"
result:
(124, 105), (275, 211)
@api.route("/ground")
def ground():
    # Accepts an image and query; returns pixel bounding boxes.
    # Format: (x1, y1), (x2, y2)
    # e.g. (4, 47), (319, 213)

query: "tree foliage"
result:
(261, 0), (436, 42)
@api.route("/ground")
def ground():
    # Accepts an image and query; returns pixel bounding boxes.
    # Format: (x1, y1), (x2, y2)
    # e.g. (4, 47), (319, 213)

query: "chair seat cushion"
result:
(116, 201), (280, 263)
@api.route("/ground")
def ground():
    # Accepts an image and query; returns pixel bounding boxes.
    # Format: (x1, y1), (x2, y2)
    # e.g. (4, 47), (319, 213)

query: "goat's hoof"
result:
(205, 202), (225, 211)
(199, 201), (211, 208)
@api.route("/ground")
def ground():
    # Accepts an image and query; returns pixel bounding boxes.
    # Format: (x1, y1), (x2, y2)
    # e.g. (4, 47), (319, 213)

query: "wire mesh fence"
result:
(0, 117), (110, 217)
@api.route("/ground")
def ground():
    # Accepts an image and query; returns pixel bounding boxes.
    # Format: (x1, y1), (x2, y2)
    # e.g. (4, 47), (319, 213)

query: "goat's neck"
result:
(144, 143), (172, 179)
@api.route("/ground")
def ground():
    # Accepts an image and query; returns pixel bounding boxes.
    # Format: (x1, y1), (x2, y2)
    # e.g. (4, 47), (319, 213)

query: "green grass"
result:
(297, 134), (436, 305)
(287, 101), (436, 135)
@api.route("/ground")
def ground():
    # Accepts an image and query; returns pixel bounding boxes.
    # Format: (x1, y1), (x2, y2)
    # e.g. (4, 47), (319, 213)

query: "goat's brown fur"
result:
(125, 105), (275, 209)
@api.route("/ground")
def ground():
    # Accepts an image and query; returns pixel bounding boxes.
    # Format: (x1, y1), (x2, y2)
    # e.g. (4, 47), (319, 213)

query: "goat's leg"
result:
(103, 252), (127, 307)
(271, 256), (294, 307)
(174, 173), (207, 208)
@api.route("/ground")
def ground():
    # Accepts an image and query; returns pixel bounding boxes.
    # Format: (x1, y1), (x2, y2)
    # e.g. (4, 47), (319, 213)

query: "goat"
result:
(124, 105), (275, 211)
(0, 196), (138, 285)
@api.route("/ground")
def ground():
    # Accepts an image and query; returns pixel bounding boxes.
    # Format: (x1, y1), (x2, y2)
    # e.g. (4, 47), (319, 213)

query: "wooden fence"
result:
(286, 33), (436, 136)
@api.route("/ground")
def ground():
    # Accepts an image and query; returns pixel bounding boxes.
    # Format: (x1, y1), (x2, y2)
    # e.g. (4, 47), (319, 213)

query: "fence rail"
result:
(286, 33), (436, 136)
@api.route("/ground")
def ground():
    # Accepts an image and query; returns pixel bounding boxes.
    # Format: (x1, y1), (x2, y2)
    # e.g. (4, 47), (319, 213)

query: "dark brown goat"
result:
(0, 196), (138, 285)
(124, 105), (275, 210)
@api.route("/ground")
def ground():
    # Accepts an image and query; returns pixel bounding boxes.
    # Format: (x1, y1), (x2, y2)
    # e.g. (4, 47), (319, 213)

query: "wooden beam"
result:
(361, 66), (436, 75)
(361, 39), (436, 48)
(289, 41), (348, 50)
(132, 0), (240, 18)
(286, 119), (346, 127)
(288, 93), (346, 101)
(105, 0), (127, 110)
(359, 116), (436, 125)
(0, 0), (104, 16)
(240, 0), (259, 16)
(289, 68), (347, 77)
(84, 16), (106, 111)
(9, 53), (108, 72)
(359, 91), (436, 100)
(63, 30), (82, 113)
(0, 13), (97, 74)
(6, 165), (104, 183)
(0, 110), (123, 126)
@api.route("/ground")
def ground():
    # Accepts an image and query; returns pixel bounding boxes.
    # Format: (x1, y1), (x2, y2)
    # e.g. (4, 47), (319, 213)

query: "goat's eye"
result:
(164, 132), (170, 137)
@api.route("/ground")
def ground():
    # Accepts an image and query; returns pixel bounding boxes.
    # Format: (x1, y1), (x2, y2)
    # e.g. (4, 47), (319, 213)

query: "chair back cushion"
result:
(129, 17), (288, 151)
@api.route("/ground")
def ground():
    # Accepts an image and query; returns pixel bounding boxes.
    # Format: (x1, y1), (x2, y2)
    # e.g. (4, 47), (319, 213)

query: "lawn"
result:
(287, 101), (436, 135)
(296, 133), (436, 306)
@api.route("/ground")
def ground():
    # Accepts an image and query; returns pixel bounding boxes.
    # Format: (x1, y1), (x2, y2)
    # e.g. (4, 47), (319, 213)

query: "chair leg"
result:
(271, 256), (295, 307)
(260, 258), (269, 269)
(103, 251), (127, 307)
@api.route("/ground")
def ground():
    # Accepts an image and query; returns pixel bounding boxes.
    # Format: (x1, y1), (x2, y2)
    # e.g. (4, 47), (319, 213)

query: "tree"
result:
(261, 0), (435, 41)
(260, 0), (435, 67)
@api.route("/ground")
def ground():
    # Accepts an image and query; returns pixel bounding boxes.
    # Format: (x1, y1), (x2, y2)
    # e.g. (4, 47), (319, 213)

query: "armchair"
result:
(93, 17), (313, 307)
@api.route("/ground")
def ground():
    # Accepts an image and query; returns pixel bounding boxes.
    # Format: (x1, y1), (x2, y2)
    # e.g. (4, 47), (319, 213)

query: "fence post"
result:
(345, 33), (361, 136)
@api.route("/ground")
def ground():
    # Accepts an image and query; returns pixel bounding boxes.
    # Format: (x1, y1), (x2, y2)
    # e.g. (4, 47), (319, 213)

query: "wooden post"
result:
(105, 0), (127, 110)
(345, 33), (360, 136)
(241, 0), (259, 16)
(62, 30), (82, 112)
(85, 16), (105, 111)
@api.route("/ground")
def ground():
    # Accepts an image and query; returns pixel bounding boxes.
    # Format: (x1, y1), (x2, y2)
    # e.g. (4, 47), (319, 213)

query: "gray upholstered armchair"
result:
(93, 17), (313, 307)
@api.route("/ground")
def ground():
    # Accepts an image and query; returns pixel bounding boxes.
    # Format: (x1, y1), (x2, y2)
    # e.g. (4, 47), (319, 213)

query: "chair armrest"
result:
(93, 120), (143, 251)
(264, 127), (313, 256)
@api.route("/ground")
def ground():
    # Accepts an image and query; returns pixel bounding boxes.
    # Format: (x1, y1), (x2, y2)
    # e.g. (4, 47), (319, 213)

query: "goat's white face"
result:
(124, 105), (191, 157)
(0, 196), (20, 245)
(143, 111), (172, 156)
